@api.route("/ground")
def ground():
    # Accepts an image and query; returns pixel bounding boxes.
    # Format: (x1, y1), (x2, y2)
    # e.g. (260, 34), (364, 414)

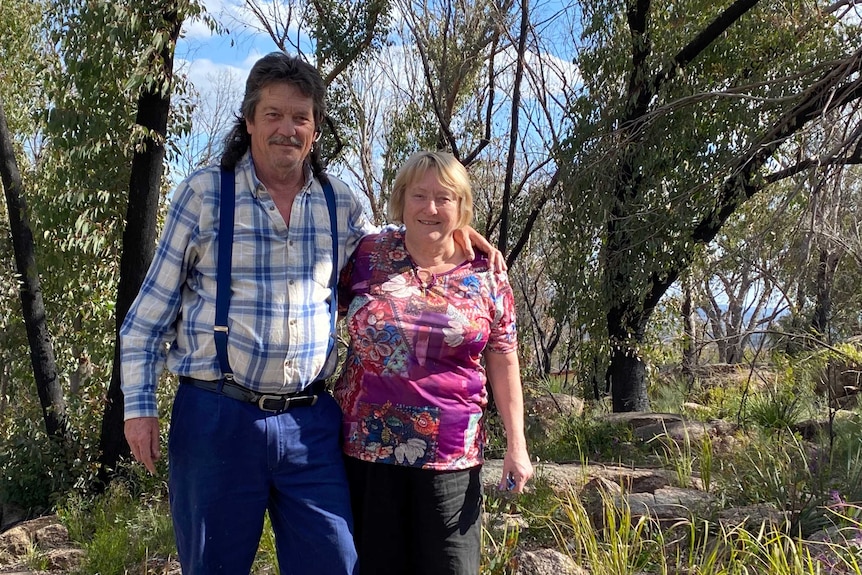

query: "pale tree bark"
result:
(681, 276), (697, 382)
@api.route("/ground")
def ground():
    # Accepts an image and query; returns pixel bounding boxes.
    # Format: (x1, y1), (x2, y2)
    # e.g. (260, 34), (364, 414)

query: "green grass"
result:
(59, 481), (176, 575)
(47, 361), (862, 575)
(479, 484), (862, 574)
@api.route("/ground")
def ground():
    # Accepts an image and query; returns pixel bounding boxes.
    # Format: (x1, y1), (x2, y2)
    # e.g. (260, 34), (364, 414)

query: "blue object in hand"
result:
(506, 472), (516, 491)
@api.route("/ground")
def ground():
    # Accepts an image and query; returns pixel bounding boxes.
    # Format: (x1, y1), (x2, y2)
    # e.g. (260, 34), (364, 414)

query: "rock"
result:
(44, 547), (85, 571)
(627, 486), (715, 521)
(815, 360), (862, 400)
(629, 473), (671, 494)
(0, 515), (76, 571)
(35, 523), (69, 550)
(682, 402), (710, 414)
(805, 525), (862, 573)
(524, 392), (584, 443)
(794, 410), (860, 440)
(579, 476), (623, 522)
(525, 392), (584, 418)
(792, 418), (826, 441)
(481, 460), (680, 498)
(0, 525), (30, 558)
(598, 412), (685, 431)
(634, 419), (712, 442)
(583, 485), (716, 529)
(716, 504), (789, 531)
(513, 548), (587, 575)
(0, 503), (27, 532)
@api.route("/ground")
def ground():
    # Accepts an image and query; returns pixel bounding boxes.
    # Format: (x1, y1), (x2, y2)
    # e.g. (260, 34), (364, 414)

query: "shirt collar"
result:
(243, 151), (315, 198)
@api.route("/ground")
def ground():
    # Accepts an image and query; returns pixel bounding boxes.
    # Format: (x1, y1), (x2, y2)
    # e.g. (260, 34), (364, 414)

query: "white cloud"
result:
(181, 0), (235, 40)
(176, 58), (246, 97)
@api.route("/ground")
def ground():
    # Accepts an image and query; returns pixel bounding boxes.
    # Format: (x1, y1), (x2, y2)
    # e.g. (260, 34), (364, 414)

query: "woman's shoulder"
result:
(358, 227), (403, 250)
(461, 253), (512, 288)
(352, 228), (410, 271)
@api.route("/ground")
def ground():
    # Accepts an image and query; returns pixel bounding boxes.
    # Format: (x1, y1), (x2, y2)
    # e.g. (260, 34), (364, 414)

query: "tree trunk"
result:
(606, 297), (652, 412)
(681, 277), (696, 383)
(608, 345), (650, 412)
(0, 100), (68, 440)
(97, 11), (182, 484)
(811, 247), (839, 338)
(497, 0), (528, 255)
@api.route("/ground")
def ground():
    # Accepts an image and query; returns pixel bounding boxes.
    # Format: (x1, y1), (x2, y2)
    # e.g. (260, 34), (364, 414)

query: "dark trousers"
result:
(344, 457), (482, 575)
(168, 383), (357, 574)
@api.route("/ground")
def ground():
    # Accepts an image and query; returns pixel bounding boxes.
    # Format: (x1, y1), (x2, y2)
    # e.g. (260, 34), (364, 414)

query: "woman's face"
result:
(402, 169), (461, 244)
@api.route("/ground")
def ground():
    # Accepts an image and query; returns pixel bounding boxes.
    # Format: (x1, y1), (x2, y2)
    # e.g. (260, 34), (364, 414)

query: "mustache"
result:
(268, 136), (303, 147)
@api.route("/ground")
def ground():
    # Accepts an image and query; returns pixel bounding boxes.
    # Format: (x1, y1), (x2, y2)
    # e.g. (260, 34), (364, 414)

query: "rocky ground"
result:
(2, 403), (857, 575)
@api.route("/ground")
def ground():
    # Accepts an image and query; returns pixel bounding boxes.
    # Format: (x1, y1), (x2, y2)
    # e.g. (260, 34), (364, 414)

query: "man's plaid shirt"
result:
(121, 152), (374, 420)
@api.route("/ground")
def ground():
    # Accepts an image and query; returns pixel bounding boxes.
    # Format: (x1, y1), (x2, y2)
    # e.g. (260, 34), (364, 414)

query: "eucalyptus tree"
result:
(36, 0), (208, 481)
(239, 0), (579, 377)
(557, 0), (862, 411)
(686, 135), (862, 365)
(800, 151), (862, 341)
(240, 0), (391, 163)
(0, 0), (67, 441)
(692, 191), (802, 364)
(100, 1), (211, 482)
(172, 68), (243, 178)
(1, 101), (67, 439)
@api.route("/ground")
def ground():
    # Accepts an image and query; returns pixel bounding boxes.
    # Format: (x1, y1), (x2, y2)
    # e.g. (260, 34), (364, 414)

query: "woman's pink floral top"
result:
(334, 229), (518, 470)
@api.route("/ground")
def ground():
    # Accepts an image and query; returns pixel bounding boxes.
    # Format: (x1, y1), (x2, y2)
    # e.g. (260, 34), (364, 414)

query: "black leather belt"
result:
(179, 376), (323, 412)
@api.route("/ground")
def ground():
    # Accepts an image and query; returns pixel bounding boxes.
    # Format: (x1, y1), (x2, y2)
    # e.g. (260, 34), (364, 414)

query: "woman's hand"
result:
(486, 350), (532, 493)
(499, 447), (533, 494)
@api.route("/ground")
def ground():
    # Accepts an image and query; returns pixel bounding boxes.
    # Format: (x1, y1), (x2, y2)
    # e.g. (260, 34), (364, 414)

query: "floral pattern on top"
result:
(335, 228), (517, 470)
(349, 401), (440, 467)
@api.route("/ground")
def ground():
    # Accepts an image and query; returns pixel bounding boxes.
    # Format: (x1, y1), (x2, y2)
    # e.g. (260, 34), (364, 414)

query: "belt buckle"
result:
(257, 394), (286, 412)
(257, 392), (320, 412)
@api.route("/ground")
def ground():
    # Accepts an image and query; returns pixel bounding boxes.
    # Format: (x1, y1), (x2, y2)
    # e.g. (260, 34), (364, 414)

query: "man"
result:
(121, 52), (497, 574)
(122, 52), (365, 574)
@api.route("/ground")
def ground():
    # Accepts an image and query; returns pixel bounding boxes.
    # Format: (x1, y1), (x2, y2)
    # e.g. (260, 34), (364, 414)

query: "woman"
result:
(335, 151), (533, 574)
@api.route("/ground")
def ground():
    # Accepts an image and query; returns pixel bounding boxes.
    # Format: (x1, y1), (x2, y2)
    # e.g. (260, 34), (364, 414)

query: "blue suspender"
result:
(320, 175), (339, 360)
(214, 168), (339, 383)
(214, 168), (235, 381)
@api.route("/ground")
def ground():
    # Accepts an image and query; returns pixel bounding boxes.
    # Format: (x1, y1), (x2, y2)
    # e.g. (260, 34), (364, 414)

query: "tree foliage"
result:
(0, 0), (206, 506)
(556, 0), (862, 410)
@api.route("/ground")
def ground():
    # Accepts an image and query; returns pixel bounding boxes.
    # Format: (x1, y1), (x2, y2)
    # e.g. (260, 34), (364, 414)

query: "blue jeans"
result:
(168, 383), (357, 574)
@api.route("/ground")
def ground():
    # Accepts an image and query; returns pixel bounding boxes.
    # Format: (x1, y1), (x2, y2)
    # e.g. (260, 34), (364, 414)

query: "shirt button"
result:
(290, 319), (296, 325)
(289, 280), (295, 285)
(269, 206), (276, 211)
(289, 240), (294, 246)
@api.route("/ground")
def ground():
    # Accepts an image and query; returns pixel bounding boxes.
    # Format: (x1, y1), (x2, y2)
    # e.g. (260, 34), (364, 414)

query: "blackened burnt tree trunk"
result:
(0, 100), (68, 440)
(600, 0), (862, 411)
(97, 8), (183, 484)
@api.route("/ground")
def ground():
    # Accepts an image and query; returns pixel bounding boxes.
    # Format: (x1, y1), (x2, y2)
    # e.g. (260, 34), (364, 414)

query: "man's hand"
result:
(125, 417), (161, 475)
(455, 226), (507, 273)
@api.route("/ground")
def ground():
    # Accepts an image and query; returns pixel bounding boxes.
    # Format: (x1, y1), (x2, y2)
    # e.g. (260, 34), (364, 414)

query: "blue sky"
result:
(168, 0), (580, 191)
(176, 1), (272, 104)
(173, 0), (581, 125)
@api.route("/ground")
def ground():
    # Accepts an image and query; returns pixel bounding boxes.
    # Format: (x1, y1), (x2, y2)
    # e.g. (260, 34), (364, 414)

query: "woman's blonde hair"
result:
(388, 151), (474, 228)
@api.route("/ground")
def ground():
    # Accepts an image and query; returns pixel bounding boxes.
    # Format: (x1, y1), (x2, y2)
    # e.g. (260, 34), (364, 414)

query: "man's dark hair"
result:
(220, 52), (327, 174)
